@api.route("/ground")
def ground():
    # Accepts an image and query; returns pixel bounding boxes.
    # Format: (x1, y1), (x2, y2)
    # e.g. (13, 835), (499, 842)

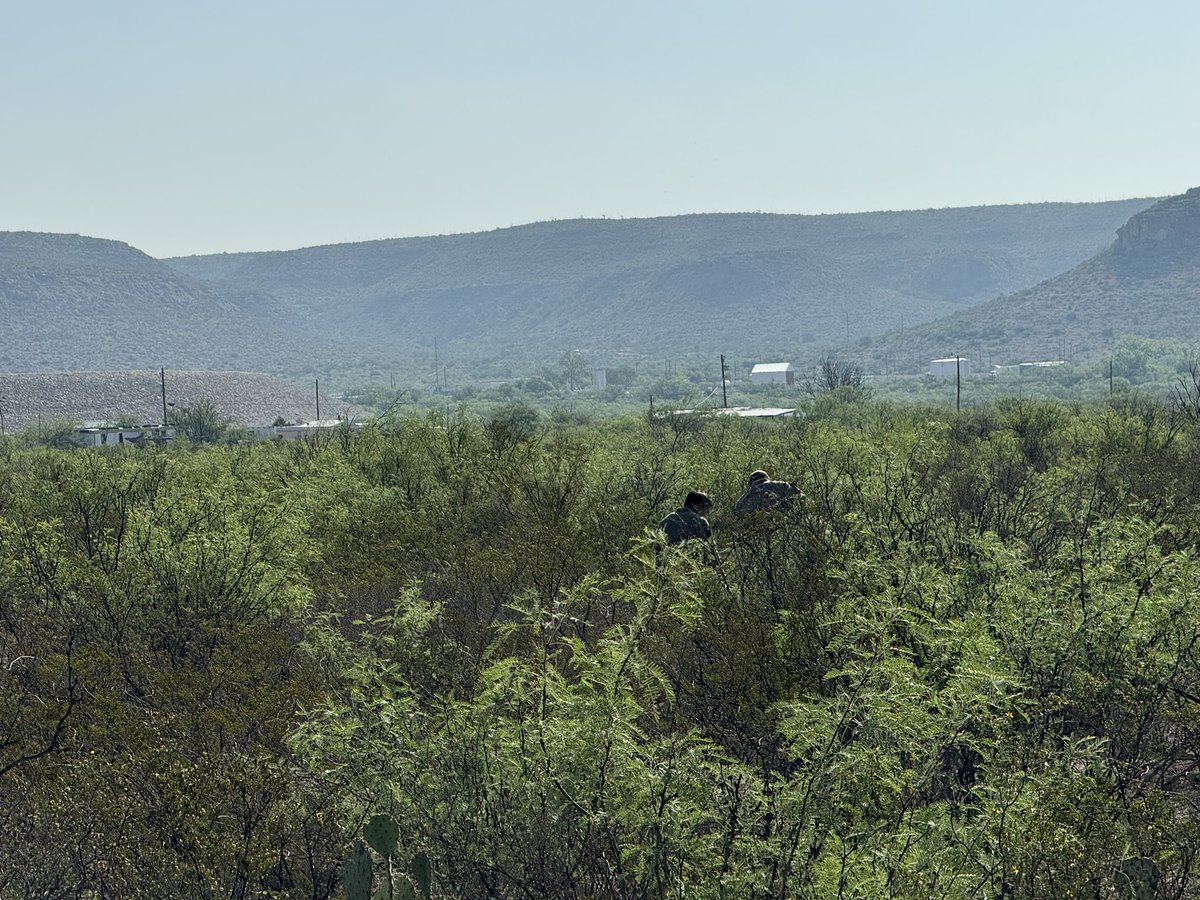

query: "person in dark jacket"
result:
(659, 491), (713, 545)
(733, 470), (800, 515)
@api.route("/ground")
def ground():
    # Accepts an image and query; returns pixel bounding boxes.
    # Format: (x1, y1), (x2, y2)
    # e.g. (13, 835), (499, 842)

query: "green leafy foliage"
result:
(169, 397), (230, 444)
(3, 401), (1200, 896)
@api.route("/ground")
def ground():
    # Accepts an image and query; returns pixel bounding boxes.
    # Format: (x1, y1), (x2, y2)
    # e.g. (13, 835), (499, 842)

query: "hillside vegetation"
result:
(872, 188), (1200, 369)
(4, 395), (1200, 897)
(0, 232), (326, 373)
(165, 202), (1152, 373)
(0, 201), (1154, 379)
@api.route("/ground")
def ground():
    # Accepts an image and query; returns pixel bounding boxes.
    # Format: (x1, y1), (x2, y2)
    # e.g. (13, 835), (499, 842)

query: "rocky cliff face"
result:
(864, 187), (1200, 371)
(1114, 187), (1200, 264)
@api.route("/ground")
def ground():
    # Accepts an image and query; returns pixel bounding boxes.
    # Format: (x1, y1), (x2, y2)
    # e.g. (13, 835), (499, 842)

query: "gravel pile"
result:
(0, 370), (360, 430)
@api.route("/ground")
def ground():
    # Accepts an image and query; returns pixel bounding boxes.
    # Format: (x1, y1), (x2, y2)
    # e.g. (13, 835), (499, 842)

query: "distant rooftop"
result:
(718, 407), (796, 418)
(666, 406), (797, 419)
(751, 362), (795, 373)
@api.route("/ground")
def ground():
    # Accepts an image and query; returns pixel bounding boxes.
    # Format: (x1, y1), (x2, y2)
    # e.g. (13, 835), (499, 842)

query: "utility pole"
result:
(434, 337), (440, 392)
(161, 368), (168, 426)
(1109, 359), (1114, 396)
(720, 355), (728, 408)
(315, 379), (320, 421)
(956, 355), (962, 411)
(0, 396), (6, 436)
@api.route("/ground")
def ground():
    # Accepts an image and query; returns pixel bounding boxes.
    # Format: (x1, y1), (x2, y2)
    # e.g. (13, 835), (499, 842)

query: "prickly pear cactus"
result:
(410, 851), (431, 900)
(364, 813), (400, 860)
(1117, 857), (1160, 900)
(342, 840), (373, 900)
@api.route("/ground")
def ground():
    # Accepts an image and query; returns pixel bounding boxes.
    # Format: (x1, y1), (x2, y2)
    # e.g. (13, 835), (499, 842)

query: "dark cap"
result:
(748, 470), (768, 485)
(684, 490), (712, 510)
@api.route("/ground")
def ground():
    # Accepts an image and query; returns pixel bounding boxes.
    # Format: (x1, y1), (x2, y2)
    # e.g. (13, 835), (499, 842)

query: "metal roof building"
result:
(750, 362), (796, 386)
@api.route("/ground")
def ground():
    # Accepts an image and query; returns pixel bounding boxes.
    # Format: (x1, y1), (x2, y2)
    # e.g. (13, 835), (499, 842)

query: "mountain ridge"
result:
(161, 199), (1157, 373)
(867, 189), (1200, 369)
(0, 197), (1161, 377)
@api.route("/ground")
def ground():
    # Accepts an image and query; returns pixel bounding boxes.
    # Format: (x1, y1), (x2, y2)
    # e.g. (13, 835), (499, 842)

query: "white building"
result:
(750, 362), (796, 385)
(666, 407), (798, 419)
(249, 420), (363, 441)
(77, 425), (175, 446)
(928, 357), (969, 378)
(1019, 360), (1065, 376)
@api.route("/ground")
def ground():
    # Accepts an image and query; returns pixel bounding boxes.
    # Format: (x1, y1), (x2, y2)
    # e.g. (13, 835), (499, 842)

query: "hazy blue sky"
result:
(3, 0), (1197, 257)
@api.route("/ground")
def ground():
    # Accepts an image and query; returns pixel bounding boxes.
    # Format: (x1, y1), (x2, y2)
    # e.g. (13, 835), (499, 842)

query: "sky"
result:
(2, 0), (1198, 258)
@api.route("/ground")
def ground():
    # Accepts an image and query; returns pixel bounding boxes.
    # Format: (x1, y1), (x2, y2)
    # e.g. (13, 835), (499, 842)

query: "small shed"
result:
(929, 357), (969, 378)
(750, 362), (796, 385)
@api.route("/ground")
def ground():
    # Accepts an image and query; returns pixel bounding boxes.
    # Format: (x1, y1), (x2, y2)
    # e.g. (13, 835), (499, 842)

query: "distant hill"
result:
(0, 200), (1157, 378)
(0, 370), (336, 431)
(868, 188), (1200, 371)
(0, 232), (324, 372)
(163, 201), (1155, 374)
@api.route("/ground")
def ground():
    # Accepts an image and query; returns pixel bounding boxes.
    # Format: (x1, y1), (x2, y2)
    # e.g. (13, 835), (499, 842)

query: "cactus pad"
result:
(1117, 857), (1160, 900)
(364, 814), (400, 860)
(342, 840), (374, 900)
(410, 851), (431, 899)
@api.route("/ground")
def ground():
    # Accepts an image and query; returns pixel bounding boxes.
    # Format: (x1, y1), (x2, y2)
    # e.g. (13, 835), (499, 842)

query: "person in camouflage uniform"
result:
(731, 470), (803, 611)
(733, 470), (800, 515)
(659, 491), (713, 545)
